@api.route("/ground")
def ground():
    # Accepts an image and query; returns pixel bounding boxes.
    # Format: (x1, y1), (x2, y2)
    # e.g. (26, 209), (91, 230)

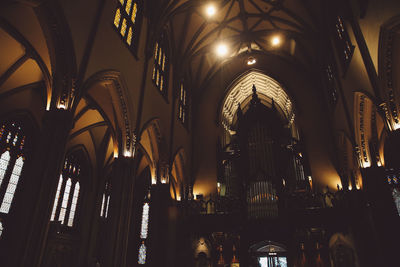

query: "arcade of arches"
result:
(0, 0), (400, 266)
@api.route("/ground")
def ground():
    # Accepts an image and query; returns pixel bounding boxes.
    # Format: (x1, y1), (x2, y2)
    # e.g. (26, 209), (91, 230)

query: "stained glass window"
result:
(0, 122), (26, 216)
(50, 154), (82, 228)
(0, 122), (27, 240)
(59, 178), (71, 224)
(113, 0), (142, 54)
(100, 180), (111, 219)
(138, 242), (147, 264)
(0, 151), (10, 188)
(0, 157), (24, 213)
(152, 32), (170, 98)
(51, 175), (63, 221)
(325, 65), (338, 106)
(140, 202), (149, 239)
(68, 182), (80, 226)
(386, 170), (400, 216)
(392, 188), (400, 216)
(178, 81), (189, 126)
(137, 192), (151, 264)
(332, 16), (354, 73)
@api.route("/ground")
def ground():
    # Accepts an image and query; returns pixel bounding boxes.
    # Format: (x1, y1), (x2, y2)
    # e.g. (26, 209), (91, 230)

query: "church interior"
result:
(0, 0), (400, 266)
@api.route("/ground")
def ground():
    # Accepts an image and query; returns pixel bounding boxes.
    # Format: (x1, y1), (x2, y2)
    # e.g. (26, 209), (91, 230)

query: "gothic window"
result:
(50, 155), (82, 227)
(332, 16), (354, 73)
(100, 180), (111, 219)
(113, 0), (142, 56)
(138, 192), (150, 264)
(178, 81), (189, 126)
(0, 122), (26, 215)
(152, 33), (170, 98)
(325, 65), (338, 106)
(386, 170), (400, 216)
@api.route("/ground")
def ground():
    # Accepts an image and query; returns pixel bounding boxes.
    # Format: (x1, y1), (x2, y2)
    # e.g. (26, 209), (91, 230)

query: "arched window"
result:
(0, 122), (27, 235)
(152, 32), (170, 99)
(178, 81), (189, 127)
(138, 192), (150, 264)
(113, 0), (143, 56)
(100, 180), (111, 219)
(50, 155), (82, 227)
(386, 169), (400, 216)
(331, 15), (354, 73)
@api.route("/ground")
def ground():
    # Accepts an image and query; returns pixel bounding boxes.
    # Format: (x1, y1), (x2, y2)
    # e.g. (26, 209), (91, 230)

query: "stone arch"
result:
(139, 118), (168, 184)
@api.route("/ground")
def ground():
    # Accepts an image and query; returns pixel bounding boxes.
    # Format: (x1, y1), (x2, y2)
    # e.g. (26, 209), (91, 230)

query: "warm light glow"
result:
(216, 43), (228, 57)
(177, 195), (181, 201)
(124, 151), (132, 157)
(161, 178), (167, 184)
(361, 161), (371, 168)
(247, 57), (256, 65)
(205, 4), (216, 17)
(393, 123), (400, 130)
(271, 36), (281, 46)
(151, 177), (157, 185)
(58, 103), (66, 110)
(348, 185), (353, 190)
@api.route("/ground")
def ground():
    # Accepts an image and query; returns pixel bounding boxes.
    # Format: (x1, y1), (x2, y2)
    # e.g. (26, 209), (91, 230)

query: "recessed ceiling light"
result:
(206, 4), (216, 17)
(247, 56), (256, 65)
(216, 43), (228, 57)
(271, 36), (281, 46)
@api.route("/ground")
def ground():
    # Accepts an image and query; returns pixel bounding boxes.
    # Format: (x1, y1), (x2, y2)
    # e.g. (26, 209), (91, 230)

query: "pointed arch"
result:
(79, 70), (135, 157)
(219, 69), (296, 133)
(139, 118), (167, 184)
(171, 147), (186, 200)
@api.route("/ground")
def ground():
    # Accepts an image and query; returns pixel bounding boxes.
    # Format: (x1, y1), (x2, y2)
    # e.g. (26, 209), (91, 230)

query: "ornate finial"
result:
(237, 103), (243, 118)
(250, 84), (260, 106)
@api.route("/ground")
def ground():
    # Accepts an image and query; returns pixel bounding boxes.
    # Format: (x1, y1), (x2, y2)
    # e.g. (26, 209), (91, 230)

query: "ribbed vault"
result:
(160, 0), (321, 90)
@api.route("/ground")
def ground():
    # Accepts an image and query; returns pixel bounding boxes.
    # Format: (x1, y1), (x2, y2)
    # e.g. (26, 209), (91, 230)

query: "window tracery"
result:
(178, 81), (188, 126)
(152, 33), (170, 98)
(0, 123), (26, 213)
(113, 0), (142, 55)
(100, 180), (111, 219)
(333, 16), (354, 73)
(138, 192), (150, 264)
(0, 122), (27, 236)
(50, 155), (82, 228)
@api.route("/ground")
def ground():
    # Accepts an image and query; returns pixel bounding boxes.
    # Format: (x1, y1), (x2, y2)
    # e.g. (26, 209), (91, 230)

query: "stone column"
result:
(103, 157), (135, 267)
(20, 109), (74, 267)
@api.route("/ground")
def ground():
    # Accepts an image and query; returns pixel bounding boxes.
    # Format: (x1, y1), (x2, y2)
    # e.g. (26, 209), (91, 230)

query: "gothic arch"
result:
(139, 118), (168, 184)
(219, 69), (296, 133)
(79, 70), (135, 157)
(171, 147), (186, 200)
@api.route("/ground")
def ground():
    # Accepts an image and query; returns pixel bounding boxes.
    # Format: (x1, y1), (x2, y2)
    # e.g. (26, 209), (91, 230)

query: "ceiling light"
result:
(206, 4), (216, 17)
(247, 56), (256, 65)
(216, 43), (228, 57)
(271, 36), (281, 46)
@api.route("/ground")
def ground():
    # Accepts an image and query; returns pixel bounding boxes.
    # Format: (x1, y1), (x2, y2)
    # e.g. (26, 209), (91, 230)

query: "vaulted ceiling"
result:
(158, 0), (323, 91)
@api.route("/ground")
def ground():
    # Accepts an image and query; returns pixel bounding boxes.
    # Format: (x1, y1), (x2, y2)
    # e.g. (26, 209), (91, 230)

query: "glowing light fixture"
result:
(271, 35), (281, 46)
(206, 4), (216, 17)
(216, 43), (228, 57)
(247, 56), (256, 65)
